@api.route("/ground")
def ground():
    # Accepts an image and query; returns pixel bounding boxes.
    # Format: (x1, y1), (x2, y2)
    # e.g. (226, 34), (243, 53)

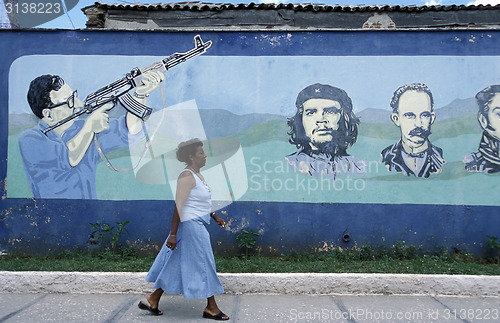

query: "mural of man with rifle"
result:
(18, 35), (212, 199)
(19, 71), (164, 199)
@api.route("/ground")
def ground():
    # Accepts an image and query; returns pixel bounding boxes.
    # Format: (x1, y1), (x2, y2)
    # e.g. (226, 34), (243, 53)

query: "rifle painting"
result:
(16, 35), (212, 199)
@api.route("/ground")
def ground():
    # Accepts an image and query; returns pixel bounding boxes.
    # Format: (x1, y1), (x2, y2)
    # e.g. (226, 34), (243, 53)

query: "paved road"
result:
(0, 293), (499, 322)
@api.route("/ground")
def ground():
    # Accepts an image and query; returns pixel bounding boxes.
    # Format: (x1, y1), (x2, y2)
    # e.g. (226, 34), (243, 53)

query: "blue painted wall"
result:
(1, 30), (499, 255)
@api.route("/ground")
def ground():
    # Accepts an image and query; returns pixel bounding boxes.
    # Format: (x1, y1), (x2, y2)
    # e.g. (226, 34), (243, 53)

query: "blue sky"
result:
(17, 0), (500, 29)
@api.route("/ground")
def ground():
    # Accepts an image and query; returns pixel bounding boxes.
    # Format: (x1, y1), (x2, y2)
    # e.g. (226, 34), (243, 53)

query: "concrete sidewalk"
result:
(1, 272), (499, 322)
(1, 272), (499, 297)
(0, 293), (499, 322)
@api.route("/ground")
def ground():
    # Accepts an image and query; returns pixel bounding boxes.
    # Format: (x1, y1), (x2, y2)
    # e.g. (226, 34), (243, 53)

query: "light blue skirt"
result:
(145, 216), (224, 299)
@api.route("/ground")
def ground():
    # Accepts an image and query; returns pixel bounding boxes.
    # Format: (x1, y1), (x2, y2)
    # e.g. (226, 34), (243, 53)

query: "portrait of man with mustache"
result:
(286, 83), (365, 179)
(464, 85), (500, 174)
(380, 83), (445, 178)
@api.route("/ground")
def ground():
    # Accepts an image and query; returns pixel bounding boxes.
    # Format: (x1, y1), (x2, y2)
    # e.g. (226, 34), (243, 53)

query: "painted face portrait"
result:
(46, 83), (82, 128)
(302, 98), (342, 150)
(288, 83), (359, 156)
(286, 83), (364, 179)
(481, 93), (500, 140)
(391, 90), (435, 151)
(381, 83), (445, 178)
(464, 86), (500, 174)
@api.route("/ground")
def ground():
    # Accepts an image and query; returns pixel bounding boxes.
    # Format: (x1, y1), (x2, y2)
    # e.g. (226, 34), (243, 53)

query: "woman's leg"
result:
(139, 288), (164, 315)
(204, 296), (229, 320)
(147, 288), (164, 310)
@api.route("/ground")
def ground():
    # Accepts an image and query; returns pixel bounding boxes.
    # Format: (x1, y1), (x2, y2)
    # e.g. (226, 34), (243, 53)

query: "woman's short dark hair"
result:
(176, 138), (203, 164)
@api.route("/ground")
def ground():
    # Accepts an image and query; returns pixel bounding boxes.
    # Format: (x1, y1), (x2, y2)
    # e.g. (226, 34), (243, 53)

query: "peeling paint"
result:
(316, 241), (330, 252)
(225, 217), (250, 233)
(1, 178), (7, 199)
(261, 33), (293, 47)
(362, 13), (396, 29)
(8, 238), (22, 245)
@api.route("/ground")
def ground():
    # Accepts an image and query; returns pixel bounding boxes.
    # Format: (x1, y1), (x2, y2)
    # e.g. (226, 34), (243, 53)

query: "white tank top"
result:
(179, 169), (212, 222)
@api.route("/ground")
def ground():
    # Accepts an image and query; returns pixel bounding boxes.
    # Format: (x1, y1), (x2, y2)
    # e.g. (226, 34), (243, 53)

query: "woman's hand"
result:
(166, 235), (177, 250)
(211, 212), (226, 228)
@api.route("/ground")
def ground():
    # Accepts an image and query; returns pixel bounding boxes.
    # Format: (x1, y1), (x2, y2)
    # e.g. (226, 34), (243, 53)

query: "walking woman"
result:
(139, 138), (229, 320)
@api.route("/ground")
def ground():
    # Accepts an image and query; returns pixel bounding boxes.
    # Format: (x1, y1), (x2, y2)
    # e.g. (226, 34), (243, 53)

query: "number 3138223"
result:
(6, 2), (62, 14)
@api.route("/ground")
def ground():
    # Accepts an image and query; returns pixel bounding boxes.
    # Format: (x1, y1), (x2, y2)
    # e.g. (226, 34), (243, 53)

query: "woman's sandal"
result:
(203, 310), (229, 320)
(138, 301), (163, 316)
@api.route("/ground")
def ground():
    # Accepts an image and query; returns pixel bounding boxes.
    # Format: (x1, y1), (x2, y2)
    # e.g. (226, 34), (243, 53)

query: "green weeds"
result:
(88, 220), (131, 251)
(1, 240), (499, 275)
(235, 229), (260, 258)
(0, 247), (152, 272)
(216, 241), (500, 275)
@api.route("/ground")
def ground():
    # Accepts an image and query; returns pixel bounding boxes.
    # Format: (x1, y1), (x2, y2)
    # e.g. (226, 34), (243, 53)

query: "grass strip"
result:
(217, 256), (500, 275)
(0, 250), (498, 275)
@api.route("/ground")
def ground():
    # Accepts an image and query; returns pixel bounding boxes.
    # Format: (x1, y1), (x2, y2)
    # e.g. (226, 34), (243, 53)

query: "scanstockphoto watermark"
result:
(290, 308), (424, 321)
(250, 173), (367, 193)
(248, 157), (380, 193)
(289, 307), (499, 321)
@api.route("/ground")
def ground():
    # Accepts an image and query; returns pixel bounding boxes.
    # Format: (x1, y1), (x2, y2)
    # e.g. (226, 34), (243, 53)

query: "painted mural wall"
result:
(1, 30), (499, 255)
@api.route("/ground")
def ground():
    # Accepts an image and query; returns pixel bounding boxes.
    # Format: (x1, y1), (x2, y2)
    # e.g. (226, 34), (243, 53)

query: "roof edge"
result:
(82, 1), (500, 13)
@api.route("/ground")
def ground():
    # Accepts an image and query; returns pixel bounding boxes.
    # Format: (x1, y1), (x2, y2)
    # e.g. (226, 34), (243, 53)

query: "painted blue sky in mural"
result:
(1, 0), (498, 29)
(9, 54), (500, 116)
